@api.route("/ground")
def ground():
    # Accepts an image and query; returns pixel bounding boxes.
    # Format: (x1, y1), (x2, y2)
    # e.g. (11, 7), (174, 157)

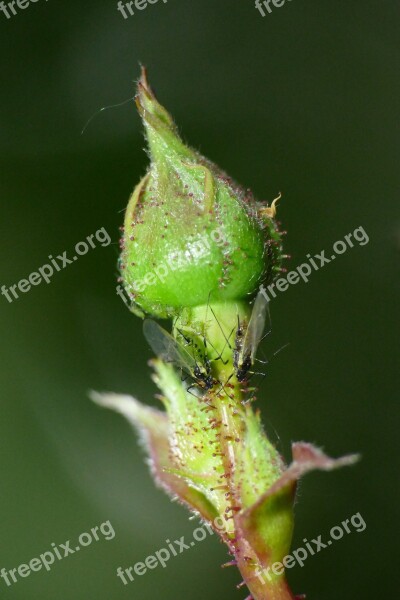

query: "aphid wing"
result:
(243, 291), (270, 363)
(143, 320), (196, 370)
(143, 319), (173, 360)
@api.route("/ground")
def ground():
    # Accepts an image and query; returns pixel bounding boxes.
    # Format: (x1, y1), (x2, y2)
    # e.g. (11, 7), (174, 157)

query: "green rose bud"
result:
(119, 67), (284, 318)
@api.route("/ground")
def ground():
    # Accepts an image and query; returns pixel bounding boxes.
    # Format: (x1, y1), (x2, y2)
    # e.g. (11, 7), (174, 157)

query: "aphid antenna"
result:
(176, 299), (231, 368)
(194, 318), (227, 366)
(208, 305), (236, 364)
(201, 322), (230, 366)
(194, 290), (220, 360)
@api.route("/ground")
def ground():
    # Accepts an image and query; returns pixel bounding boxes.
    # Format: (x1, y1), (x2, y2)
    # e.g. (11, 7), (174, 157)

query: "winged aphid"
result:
(143, 319), (214, 391)
(233, 289), (271, 382)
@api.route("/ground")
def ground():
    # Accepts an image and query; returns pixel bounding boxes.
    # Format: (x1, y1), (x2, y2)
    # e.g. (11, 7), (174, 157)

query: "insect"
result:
(233, 289), (270, 382)
(143, 319), (214, 391)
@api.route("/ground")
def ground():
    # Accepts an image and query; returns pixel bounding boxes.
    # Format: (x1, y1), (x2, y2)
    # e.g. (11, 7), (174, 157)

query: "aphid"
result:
(233, 289), (270, 382)
(143, 319), (214, 391)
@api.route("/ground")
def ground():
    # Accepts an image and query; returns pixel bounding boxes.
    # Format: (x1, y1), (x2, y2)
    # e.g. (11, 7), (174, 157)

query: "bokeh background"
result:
(0, 1), (398, 598)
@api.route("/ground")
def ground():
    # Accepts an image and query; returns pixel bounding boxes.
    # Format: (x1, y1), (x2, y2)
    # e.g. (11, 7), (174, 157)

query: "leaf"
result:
(264, 442), (360, 499)
(236, 443), (359, 572)
(90, 392), (218, 523)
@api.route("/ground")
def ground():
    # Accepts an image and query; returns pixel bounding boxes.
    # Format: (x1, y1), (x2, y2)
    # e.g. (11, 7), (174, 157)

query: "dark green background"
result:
(0, 1), (398, 598)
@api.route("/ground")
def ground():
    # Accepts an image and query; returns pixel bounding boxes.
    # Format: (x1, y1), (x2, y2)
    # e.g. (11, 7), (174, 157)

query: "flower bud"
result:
(120, 68), (283, 318)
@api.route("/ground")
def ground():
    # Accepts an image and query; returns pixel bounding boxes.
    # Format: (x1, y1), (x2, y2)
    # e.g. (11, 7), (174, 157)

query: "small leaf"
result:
(90, 392), (218, 523)
(236, 443), (359, 582)
(264, 442), (360, 499)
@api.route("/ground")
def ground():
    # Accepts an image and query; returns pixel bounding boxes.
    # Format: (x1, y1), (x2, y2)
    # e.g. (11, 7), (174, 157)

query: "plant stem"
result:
(176, 302), (296, 600)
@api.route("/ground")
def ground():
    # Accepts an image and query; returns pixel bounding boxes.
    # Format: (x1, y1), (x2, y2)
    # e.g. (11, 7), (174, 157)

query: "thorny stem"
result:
(176, 302), (295, 599)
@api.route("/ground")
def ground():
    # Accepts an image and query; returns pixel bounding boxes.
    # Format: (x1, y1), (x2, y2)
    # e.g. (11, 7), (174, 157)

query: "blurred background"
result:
(0, 0), (398, 598)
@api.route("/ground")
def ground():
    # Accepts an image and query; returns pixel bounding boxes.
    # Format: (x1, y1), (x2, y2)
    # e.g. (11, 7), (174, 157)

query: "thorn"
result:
(258, 192), (282, 219)
(227, 535), (237, 543)
(236, 580), (247, 589)
(221, 560), (237, 568)
(201, 404), (217, 412)
(225, 506), (241, 514)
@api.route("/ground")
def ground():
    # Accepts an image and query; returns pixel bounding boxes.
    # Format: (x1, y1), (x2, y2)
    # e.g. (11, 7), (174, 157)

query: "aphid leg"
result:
(180, 368), (190, 383)
(254, 341), (289, 369)
(186, 382), (202, 399)
(254, 356), (269, 365)
(244, 370), (266, 403)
